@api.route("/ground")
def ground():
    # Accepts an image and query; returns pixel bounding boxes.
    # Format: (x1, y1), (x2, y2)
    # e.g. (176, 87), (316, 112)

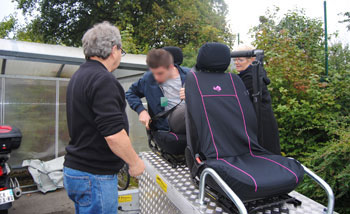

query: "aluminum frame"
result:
(198, 168), (247, 214)
(197, 164), (335, 214)
(301, 164), (335, 214)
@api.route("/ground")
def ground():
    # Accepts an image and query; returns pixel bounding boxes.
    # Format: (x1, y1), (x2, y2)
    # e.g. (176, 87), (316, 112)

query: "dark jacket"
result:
(64, 60), (128, 174)
(238, 65), (281, 155)
(126, 65), (190, 131)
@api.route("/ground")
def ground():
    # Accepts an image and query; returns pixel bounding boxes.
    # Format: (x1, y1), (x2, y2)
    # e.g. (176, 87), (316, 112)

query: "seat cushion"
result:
(206, 153), (304, 201)
(152, 130), (187, 155)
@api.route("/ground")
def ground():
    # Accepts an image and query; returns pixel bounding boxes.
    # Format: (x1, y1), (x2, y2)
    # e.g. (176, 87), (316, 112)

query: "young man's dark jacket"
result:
(238, 65), (281, 155)
(126, 64), (190, 131)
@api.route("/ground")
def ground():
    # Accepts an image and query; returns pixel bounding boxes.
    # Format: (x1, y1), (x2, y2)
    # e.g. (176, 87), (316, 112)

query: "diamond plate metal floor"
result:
(139, 151), (330, 214)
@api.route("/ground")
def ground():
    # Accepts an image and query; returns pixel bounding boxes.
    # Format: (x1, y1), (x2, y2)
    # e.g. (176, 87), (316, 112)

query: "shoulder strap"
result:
(151, 100), (183, 121)
(251, 59), (264, 145)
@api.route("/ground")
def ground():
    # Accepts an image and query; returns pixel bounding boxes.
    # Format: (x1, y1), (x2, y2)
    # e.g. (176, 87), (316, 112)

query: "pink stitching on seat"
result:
(219, 158), (257, 192)
(192, 71), (219, 159)
(229, 73), (299, 183)
(192, 71), (258, 192)
(169, 132), (179, 141)
(202, 94), (237, 97)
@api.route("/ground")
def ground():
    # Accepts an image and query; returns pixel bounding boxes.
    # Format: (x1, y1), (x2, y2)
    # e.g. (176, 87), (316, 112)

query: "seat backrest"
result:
(163, 46), (183, 65)
(185, 43), (265, 160)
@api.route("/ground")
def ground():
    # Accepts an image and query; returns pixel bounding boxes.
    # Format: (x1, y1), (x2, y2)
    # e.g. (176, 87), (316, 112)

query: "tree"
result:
(13, 0), (234, 55)
(339, 12), (350, 31)
(0, 15), (16, 39)
(250, 8), (350, 213)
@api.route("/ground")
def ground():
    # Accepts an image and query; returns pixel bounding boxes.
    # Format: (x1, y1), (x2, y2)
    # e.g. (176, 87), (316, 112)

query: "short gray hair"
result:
(82, 21), (122, 59)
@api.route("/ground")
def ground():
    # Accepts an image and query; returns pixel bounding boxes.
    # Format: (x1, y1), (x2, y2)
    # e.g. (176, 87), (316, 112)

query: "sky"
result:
(225, 0), (350, 46)
(0, 0), (349, 46)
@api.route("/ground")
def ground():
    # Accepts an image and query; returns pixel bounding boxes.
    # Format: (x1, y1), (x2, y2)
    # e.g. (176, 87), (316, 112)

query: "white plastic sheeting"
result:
(22, 156), (64, 193)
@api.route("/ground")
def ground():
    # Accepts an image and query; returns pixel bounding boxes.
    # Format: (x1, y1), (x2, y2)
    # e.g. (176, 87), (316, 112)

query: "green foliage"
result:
(12, 0), (234, 53)
(0, 15), (16, 38)
(182, 43), (199, 68)
(298, 125), (350, 214)
(251, 8), (350, 213)
(15, 18), (45, 43)
(339, 11), (350, 31)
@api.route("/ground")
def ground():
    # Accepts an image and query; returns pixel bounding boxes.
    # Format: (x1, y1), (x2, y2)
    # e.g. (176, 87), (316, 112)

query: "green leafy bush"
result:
(251, 8), (350, 213)
(298, 125), (350, 214)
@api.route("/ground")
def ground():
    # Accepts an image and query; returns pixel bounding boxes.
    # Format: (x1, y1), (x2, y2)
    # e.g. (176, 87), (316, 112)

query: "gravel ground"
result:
(9, 189), (74, 214)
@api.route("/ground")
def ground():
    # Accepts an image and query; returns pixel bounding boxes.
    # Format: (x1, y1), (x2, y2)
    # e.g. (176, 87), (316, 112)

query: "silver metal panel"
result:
(55, 80), (59, 158)
(0, 39), (147, 71)
(139, 170), (181, 214)
(140, 151), (333, 214)
(118, 189), (141, 213)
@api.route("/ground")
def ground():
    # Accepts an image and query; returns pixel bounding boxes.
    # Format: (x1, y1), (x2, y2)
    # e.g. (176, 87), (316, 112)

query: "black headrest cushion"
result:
(195, 42), (231, 73)
(162, 46), (183, 65)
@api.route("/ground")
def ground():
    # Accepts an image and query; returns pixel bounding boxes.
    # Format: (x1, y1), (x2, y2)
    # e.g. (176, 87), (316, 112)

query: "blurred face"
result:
(234, 57), (254, 72)
(150, 66), (172, 84)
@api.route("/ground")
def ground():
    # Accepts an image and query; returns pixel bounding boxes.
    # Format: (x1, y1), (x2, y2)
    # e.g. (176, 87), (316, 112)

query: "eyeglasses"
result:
(121, 48), (126, 57)
(115, 43), (126, 57)
(234, 58), (247, 63)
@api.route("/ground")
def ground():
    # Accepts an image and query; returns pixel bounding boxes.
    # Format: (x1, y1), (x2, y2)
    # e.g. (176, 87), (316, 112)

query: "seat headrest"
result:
(195, 42), (231, 73)
(162, 46), (183, 65)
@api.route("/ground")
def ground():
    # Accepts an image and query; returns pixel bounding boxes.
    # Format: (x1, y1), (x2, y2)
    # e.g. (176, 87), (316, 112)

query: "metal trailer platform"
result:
(139, 151), (332, 214)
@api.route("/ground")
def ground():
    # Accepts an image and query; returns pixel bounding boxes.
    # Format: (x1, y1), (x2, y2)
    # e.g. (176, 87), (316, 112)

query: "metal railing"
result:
(198, 165), (335, 214)
(198, 168), (248, 214)
(302, 164), (334, 214)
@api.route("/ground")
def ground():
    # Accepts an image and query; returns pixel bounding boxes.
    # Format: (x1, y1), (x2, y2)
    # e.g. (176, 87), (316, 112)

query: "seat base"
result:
(147, 129), (187, 168)
(205, 153), (304, 201)
(192, 177), (302, 214)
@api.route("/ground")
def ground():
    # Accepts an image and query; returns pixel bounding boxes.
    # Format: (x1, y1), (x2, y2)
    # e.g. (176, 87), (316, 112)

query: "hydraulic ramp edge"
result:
(139, 151), (335, 214)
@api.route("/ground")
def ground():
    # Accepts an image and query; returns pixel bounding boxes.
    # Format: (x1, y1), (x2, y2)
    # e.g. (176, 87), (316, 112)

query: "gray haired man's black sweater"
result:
(64, 60), (128, 175)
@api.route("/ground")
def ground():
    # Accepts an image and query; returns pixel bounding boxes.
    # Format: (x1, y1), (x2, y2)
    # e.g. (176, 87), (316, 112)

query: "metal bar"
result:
(198, 168), (247, 214)
(116, 73), (144, 80)
(302, 164), (334, 214)
(231, 49), (264, 58)
(1, 59), (6, 75)
(324, 0), (329, 76)
(55, 80), (59, 158)
(0, 74), (70, 81)
(0, 51), (148, 71)
(56, 64), (65, 78)
(2, 77), (5, 124)
(20, 184), (37, 188)
(22, 190), (40, 195)
(0, 77), (4, 124)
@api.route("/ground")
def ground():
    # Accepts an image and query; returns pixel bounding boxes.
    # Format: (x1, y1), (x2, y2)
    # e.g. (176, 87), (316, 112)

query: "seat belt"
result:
(251, 54), (264, 146)
(151, 100), (183, 121)
(153, 79), (185, 121)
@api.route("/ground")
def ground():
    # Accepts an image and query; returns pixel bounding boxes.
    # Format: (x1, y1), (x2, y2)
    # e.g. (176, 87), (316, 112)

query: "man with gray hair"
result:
(64, 21), (145, 214)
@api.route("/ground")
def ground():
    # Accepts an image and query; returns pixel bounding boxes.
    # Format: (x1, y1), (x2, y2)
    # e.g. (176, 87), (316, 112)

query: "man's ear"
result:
(111, 45), (119, 57)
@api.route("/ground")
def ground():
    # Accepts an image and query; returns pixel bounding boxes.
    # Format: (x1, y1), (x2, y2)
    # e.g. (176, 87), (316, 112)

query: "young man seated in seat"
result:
(126, 48), (189, 134)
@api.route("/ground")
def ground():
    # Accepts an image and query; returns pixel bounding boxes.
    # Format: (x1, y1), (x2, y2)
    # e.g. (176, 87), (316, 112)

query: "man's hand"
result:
(139, 110), (151, 129)
(180, 88), (185, 100)
(105, 129), (145, 178)
(128, 157), (145, 177)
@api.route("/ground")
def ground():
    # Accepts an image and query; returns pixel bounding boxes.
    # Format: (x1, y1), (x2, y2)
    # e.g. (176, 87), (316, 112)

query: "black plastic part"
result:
(230, 50), (264, 58)
(0, 126), (22, 154)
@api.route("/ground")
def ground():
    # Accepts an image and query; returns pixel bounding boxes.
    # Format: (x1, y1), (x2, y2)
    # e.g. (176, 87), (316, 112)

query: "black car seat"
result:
(185, 43), (304, 205)
(147, 46), (187, 167)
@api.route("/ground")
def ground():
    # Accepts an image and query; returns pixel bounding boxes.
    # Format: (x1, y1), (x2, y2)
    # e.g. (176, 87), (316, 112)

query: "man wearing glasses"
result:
(64, 21), (144, 214)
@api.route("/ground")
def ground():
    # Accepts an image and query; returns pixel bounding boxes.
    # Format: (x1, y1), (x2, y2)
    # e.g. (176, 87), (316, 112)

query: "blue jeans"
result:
(63, 167), (118, 214)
